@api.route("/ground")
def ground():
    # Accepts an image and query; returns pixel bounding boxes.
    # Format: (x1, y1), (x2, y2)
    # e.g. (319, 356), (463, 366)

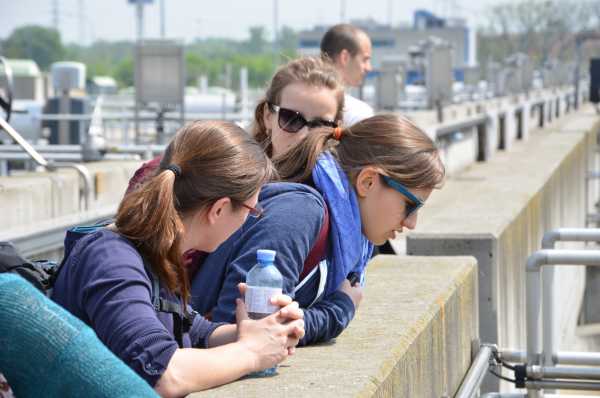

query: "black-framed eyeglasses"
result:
(268, 103), (337, 133)
(241, 202), (264, 219)
(381, 175), (424, 218)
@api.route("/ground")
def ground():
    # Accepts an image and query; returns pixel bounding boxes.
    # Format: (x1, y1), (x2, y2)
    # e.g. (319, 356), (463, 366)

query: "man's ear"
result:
(205, 197), (231, 225)
(337, 49), (351, 68)
(354, 167), (380, 198)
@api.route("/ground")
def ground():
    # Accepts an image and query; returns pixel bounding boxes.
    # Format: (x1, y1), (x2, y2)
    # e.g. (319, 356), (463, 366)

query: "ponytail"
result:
(273, 126), (342, 182)
(116, 167), (189, 302)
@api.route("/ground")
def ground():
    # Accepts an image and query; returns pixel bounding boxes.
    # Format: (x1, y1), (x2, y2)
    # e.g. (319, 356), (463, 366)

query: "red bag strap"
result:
(300, 203), (329, 281)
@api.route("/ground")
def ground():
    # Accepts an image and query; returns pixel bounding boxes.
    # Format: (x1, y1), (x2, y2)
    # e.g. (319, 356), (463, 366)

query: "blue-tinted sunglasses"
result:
(381, 175), (424, 218)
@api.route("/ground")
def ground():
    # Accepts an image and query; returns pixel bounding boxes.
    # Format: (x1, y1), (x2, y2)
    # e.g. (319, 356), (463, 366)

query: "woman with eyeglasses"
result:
(190, 67), (444, 345)
(51, 121), (305, 397)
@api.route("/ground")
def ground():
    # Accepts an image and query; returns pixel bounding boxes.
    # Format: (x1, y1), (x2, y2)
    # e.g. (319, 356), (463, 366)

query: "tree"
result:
(114, 57), (134, 87)
(479, 0), (596, 65)
(246, 26), (268, 54)
(2, 25), (65, 70)
(278, 25), (298, 59)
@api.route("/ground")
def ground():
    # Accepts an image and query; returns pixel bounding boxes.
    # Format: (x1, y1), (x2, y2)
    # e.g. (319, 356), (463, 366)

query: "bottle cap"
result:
(257, 249), (276, 263)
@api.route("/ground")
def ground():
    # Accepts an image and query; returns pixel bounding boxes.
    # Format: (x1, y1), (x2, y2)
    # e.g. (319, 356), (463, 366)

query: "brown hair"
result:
(273, 113), (445, 189)
(320, 24), (366, 60)
(253, 56), (345, 157)
(116, 120), (275, 303)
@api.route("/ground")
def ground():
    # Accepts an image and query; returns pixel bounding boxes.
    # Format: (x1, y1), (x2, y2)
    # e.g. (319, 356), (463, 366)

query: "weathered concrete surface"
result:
(191, 255), (478, 398)
(0, 160), (141, 230)
(405, 105), (600, 390)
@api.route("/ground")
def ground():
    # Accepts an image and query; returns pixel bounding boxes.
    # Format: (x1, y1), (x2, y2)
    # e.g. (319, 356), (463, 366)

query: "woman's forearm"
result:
(206, 323), (238, 347)
(154, 342), (256, 398)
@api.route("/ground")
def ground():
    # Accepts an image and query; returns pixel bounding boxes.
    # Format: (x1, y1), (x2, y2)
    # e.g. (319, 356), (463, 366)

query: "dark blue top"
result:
(191, 182), (355, 345)
(52, 229), (223, 387)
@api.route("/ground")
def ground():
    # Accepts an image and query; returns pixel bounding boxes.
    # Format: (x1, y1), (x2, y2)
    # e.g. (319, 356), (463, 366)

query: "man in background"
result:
(320, 24), (374, 126)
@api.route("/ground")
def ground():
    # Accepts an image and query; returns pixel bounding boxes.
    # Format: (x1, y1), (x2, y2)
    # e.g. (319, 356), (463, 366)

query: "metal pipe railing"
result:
(555, 351), (600, 366)
(0, 152), (139, 162)
(526, 250), (600, 368)
(46, 162), (93, 211)
(1, 116), (93, 211)
(528, 365), (600, 380)
(540, 229), (600, 368)
(526, 379), (600, 390)
(0, 144), (166, 155)
(454, 345), (494, 398)
(0, 115), (48, 167)
(499, 349), (600, 366)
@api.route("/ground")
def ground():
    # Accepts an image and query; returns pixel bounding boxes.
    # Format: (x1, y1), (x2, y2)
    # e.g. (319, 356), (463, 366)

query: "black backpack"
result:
(0, 242), (61, 296)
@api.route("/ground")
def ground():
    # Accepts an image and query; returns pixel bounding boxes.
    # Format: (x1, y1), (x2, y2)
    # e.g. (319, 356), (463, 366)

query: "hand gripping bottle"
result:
(245, 249), (283, 377)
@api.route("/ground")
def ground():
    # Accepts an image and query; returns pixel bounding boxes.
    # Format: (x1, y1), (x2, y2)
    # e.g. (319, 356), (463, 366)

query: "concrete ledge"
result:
(404, 105), (600, 389)
(0, 160), (141, 230)
(191, 255), (478, 398)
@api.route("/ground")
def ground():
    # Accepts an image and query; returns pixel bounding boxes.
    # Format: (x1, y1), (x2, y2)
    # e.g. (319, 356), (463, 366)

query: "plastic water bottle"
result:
(245, 249), (283, 377)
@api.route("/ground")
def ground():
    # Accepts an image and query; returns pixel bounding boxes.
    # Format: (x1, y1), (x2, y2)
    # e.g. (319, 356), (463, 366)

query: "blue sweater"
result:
(0, 274), (158, 397)
(191, 182), (355, 345)
(52, 229), (223, 386)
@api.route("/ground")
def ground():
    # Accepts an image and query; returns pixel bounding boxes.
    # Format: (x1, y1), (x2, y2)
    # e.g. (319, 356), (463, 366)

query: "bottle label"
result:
(245, 286), (282, 315)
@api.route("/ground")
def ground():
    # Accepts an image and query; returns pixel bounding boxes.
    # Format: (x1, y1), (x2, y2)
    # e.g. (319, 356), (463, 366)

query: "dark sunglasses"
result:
(268, 103), (337, 133)
(381, 175), (424, 218)
(241, 202), (264, 219)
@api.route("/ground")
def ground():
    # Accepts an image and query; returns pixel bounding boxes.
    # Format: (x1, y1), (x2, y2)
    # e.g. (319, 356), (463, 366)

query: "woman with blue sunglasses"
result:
(191, 113), (444, 346)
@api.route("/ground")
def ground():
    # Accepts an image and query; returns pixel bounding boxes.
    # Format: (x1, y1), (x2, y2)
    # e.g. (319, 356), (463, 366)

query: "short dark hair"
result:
(320, 24), (365, 61)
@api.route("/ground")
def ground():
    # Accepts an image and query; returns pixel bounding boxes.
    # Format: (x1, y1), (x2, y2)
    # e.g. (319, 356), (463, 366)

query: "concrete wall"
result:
(191, 255), (478, 398)
(406, 105), (600, 390)
(408, 88), (575, 176)
(1, 160), (141, 230)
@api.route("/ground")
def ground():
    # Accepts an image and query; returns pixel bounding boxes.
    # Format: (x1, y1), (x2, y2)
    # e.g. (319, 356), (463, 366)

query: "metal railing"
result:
(0, 116), (93, 210)
(455, 228), (600, 398)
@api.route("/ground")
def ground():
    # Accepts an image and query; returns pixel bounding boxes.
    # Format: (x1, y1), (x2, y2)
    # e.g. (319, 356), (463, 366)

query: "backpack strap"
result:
(299, 203), (330, 281)
(144, 263), (197, 348)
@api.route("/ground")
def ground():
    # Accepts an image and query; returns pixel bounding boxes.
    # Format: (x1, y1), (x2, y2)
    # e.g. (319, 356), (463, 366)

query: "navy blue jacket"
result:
(190, 182), (355, 345)
(52, 229), (223, 386)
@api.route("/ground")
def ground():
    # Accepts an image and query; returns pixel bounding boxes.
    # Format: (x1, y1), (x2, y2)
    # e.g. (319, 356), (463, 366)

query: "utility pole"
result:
(273, 0), (279, 65)
(160, 0), (166, 38)
(78, 0), (85, 45)
(52, 0), (60, 33)
(136, 0), (144, 41)
(340, 0), (346, 23)
(387, 0), (393, 26)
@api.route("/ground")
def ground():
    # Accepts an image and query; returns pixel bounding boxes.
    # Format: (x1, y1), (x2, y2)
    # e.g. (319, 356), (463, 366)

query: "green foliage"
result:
(2, 24), (299, 89)
(2, 25), (65, 70)
(115, 57), (134, 87)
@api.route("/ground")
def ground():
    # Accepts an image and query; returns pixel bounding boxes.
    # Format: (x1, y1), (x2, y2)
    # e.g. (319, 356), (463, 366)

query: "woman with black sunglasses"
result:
(252, 57), (345, 158)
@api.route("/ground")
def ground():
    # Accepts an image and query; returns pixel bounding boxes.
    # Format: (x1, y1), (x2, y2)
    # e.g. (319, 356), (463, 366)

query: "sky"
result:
(1, 0), (516, 45)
